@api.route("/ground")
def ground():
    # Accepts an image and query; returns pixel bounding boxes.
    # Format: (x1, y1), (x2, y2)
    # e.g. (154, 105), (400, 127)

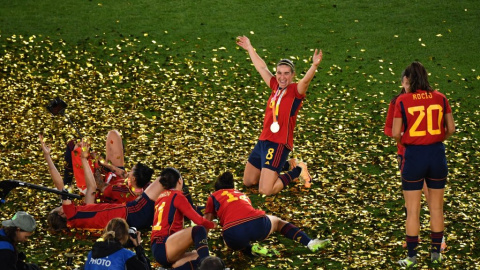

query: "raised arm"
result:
(297, 49), (323, 95)
(236, 35), (273, 86)
(39, 134), (64, 191)
(78, 141), (97, 204)
(40, 134), (74, 205)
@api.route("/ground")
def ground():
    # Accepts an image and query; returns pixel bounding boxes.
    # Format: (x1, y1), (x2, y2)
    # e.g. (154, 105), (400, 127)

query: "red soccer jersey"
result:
(258, 77), (305, 149)
(98, 184), (138, 204)
(394, 90), (452, 145)
(384, 99), (406, 155)
(63, 202), (127, 229)
(204, 189), (265, 231)
(150, 190), (214, 242)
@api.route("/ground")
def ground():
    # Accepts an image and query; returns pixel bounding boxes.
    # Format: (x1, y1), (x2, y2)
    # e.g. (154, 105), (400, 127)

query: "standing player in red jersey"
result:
(236, 36), (322, 195)
(42, 139), (158, 231)
(150, 168), (216, 269)
(393, 62), (455, 267)
(385, 72), (447, 251)
(204, 171), (330, 257)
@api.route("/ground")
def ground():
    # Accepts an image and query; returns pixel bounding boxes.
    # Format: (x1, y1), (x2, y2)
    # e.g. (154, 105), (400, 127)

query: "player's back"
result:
(208, 189), (265, 228)
(395, 90), (451, 145)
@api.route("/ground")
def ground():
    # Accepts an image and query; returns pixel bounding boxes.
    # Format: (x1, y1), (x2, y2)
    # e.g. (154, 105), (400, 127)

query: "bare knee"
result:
(243, 177), (257, 187)
(258, 186), (274, 196)
(107, 130), (121, 139)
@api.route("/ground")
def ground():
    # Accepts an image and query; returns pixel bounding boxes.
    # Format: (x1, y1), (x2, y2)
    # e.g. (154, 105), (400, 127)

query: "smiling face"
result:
(275, 64), (295, 88)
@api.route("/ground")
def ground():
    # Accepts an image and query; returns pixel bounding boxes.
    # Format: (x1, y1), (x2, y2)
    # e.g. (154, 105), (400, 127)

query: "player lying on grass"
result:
(43, 138), (160, 231)
(204, 171), (331, 257)
(63, 130), (152, 204)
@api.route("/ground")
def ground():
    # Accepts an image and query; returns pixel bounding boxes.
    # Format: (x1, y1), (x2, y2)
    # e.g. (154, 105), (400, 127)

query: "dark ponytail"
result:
(159, 167), (181, 189)
(214, 171), (235, 191)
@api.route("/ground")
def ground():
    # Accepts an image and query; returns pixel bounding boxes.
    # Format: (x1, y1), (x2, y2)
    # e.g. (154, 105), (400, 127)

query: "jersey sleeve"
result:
(384, 100), (395, 137)
(204, 195), (215, 215)
(175, 195), (215, 229)
(444, 97), (452, 114)
(62, 203), (77, 219)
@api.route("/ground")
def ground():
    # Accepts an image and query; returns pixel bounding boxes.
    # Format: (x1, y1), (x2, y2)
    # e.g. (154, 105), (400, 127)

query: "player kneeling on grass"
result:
(151, 168), (217, 269)
(204, 171), (331, 257)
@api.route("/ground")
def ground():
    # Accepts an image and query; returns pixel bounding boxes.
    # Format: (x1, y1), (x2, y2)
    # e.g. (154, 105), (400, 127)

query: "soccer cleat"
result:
(431, 252), (442, 264)
(397, 256), (417, 268)
(440, 236), (447, 252)
(251, 243), (270, 257)
(307, 239), (331, 252)
(298, 162), (312, 188)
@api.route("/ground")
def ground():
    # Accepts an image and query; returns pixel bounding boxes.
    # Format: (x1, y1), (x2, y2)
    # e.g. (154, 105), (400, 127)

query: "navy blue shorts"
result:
(126, 192), (155, 229)
(223, 216), (271, 251)
(402, 143), (448, 191)
(248, 140), (290, 174)
(152, 236), (171, 268)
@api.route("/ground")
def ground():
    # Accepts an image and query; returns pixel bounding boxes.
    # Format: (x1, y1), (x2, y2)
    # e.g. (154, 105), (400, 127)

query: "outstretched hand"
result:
(312, 49), (323, 67)
(39, 134), (51, 156)
(79, 140), (91, 159)
(236, 35), (252, 51)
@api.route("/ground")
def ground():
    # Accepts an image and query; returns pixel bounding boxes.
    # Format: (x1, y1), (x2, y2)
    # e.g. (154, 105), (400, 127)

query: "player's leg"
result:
(268, 215), (330, 252)
(166, 226), (209, 265)
(258, 169), (284, 195)
(257, 141), (302, 195)
(398, 145), (426, 267)
(425, 143), (448, 262)
(171, 252), (198, 268)
(144, 176), (165, 201)
(428, 187), (444, 262)
(243, 142), (262, 187)
(222, 217), (271, 257)
(105, 130), (125, 168)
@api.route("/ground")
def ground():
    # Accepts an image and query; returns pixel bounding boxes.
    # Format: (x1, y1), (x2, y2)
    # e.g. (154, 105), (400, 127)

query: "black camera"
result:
(46, 97), (68, 116)
(124, 227), (138, 248)
(128, 227), (137, 238)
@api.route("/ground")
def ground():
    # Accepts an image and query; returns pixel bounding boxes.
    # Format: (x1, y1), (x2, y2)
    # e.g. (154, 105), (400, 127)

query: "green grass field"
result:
(1, 0), (479, 269)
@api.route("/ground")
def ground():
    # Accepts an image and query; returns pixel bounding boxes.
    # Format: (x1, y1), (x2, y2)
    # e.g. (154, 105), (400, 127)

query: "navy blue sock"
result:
(279, 167), (301, 188)
(281, 161), (290, 171)
(280, 223), (311, 246)
(406, 235), (419, 257)
(431, 231), (443, 253)
(191, 226), (209, 262)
